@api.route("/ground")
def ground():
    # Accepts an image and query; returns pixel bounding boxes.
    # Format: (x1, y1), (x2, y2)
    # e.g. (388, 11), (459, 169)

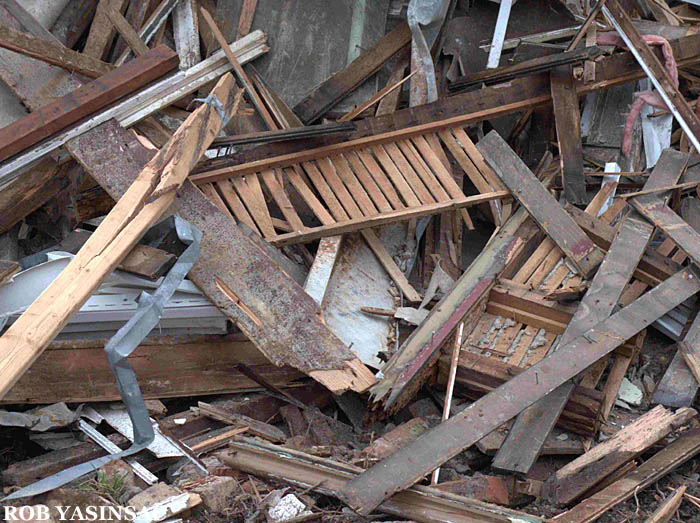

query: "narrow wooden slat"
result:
(385, 142), (441, 202)
(332, 154), (379, 216)
(356, 150), (405, 209)
(230, 176), (275, 238)
(509, 326), (539, 366)
(270, 191), (509, 245)
(411, 135), (465, 198)
(199, 182), (232, 218)
(301, 161), (349, 221)
(396, 140), (445, 197)
(371, 145), (421, 206)
(344, 153), (392, 212)
(285, 166), (335, 226)
(217, 180), (260, 234)
(513, 243), (554, 284)
(451, 127), (507, 191)
(439, 130), (493, 194)
(260, 169), (305, 232)
(316, 158), (364, 218)
(245, 172), (277, 235)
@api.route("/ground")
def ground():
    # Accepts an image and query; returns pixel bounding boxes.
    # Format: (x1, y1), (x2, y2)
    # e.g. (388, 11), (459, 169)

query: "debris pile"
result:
(2, 0), (700, 521)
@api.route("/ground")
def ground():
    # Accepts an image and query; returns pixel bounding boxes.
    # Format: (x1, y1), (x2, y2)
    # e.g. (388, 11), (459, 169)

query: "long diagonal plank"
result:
(492, 149), (689, 475)
(339, 267), (700, 515)
(477, 130), (604, 278)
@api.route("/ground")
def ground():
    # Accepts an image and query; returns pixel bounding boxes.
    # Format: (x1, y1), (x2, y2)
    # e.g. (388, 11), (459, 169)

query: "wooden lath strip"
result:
(260, 169), (305, 232)
(343, 153), (393, 212)
(217, 180), (260, 234)
(371, 145), (422, 206)
(316, 158), (365, 218)
(332, 155), (379, 216)
(231, 175), (276, 238)
(285, 166), (335, 226)
(395, 140), (450, 201)
(356, 150), (405, 209)
(451, 127), (507, 191)
(300, 161), (349, 221)
(199, 183), (232, 218)
(382, 143), (436, 204)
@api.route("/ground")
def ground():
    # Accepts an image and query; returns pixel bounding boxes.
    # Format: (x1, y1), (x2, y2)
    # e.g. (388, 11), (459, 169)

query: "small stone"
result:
(618, 378), (643, 406)
(128, 482), (182, 512)
(267, 493), (312, 522)
(187, 476), (237, 514)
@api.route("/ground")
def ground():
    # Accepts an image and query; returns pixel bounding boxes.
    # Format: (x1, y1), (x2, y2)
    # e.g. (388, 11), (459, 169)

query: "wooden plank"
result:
(383, 142), (435, 204)
(0, 22), (111, 78)
(371, 145), (421, 206)
(68, 120), (374, 396)
(552, 427), (700, 523)
(493, 150), (688, 475)
(0, 45), (177, 164)
(111, 0), (150, 61)
(477, 131), (603, 278)
(197, 183), (231, 217)
(0, 75), (240, 400)
(301, 161), (349, 221)
(551, 65), (586, 204)
(292, 22), (412, 124)
(260, 169), (305, 232)
(120, 244), (176, 280)
(394, 140), (449, 201)
(339, 267), (700, 515)
(5, 336), (303, 403)
(222, 439), (543, 523)
(316, 157), (365, 218)
(0, 259), (19, 285)
(104, 2), (149, 57)
(236, 0), (258, 40)
(270, 191), (509, 246)
(356, 150), (405, 209)
(541, 405), (696, 506)
(115, 0), (180, 66)
(217, 180), (260, 233)
(285, 166), (335, 226)
(230, 175), (276, 239)
(655, 308), (700, 407)
(333, 154), (379, 216)
(173, 0), (201, 69)
(344, 152), (392, 212)
(83, 0), (127, 60)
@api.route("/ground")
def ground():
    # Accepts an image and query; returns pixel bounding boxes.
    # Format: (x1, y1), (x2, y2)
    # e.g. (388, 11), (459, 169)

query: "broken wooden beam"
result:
(0, 21), (112, 78)
(492, 149), (688, 475)
(551, 65), (587, 204)
(477, 131), (604, 278)
(0, 45), (178, 164)
(0, 74), (241, 399)
(292, 22), (412, 124)
(541, 405), (696, 506)
(551, 427), (700, 523)
(340, 267), (700, 515)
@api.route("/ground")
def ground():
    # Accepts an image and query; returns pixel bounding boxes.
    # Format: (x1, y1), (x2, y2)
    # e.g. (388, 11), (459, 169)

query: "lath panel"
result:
(190, 123), (508, 244)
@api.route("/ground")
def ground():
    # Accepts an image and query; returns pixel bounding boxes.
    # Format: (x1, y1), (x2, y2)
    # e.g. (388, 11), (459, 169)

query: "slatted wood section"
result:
(191, 125), (507, 244)
(454, 181), (644, 440)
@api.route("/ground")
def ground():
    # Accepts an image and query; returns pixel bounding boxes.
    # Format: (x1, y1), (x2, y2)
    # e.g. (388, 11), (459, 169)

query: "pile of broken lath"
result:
(4, 0), (700, 521)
